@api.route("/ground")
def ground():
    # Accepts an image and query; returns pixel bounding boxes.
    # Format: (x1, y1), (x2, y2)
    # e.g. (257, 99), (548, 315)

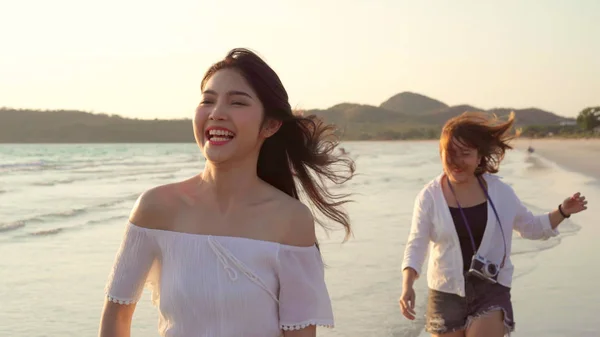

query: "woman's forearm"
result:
(98, 320), (130, 337)
(98, 301), (134, 337)
(549, 208), (566, 229)
(402, 267), (418, 289)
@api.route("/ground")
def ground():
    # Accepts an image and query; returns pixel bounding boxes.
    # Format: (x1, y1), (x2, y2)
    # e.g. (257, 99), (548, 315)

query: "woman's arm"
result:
(98, 301), (136, 337)
(401, 190), (433, 279)
(402, 267), (418, 290)
(399, 190), (432, 320)
(513, 189), (587, 240)
(548, 192), (588, 229)
(98, 190), (163, 337)
(279, 203), (333, 337)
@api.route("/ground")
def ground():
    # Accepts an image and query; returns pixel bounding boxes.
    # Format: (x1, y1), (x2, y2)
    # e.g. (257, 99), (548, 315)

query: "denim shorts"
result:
(425, 275), (515, 335)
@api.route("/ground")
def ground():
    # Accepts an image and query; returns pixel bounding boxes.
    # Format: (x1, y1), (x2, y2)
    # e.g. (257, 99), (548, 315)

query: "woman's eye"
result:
(232, 101), (246, 106)
(200, 99), (214, 105)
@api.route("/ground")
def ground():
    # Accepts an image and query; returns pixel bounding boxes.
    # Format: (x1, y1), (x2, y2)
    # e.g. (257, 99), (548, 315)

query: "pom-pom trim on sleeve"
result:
(106, 294), (139, 305)
(280, 319), (334, 331)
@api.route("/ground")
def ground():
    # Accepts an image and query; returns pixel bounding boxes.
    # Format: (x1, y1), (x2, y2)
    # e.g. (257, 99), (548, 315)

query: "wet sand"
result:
(512, 138), (600, 180)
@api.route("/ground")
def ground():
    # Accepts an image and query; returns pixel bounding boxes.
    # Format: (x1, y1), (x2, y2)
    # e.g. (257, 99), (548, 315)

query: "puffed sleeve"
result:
(510, 187), (559, 240)
(104, 222), (161, 306)
(276, 244), (334, 331)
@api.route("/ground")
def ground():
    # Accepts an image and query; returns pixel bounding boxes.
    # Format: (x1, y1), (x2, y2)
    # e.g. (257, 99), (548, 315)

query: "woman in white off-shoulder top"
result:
(98, 48), (355, 337)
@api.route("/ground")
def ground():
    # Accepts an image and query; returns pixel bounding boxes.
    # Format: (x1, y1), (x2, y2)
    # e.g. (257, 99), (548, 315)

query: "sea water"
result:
(0, 141), (590, 337)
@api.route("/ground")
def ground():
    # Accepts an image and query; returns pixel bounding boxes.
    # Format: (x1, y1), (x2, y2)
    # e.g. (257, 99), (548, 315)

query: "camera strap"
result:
(446, 175), (507, 268)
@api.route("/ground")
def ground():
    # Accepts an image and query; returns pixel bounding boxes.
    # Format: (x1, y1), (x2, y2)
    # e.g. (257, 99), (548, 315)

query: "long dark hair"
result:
(440, 111), (516, 175)
(201, 48), (355, 240)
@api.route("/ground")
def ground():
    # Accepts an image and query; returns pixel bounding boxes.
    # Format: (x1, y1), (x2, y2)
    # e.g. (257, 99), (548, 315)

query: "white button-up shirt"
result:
(401, 173), (559, 297)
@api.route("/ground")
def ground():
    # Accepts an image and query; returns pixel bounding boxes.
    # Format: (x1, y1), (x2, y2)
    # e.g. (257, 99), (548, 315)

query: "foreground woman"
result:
(400, 112), (588, 337)
(98, 48), (354, 337)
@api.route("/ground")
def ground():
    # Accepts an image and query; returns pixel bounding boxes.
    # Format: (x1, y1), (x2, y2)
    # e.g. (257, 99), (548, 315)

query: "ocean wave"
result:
(523, 155), (552, 171)
(0, 160), (47, 169)
(0, 156), (201, 181)
(19, 157), (199, 172)
(511, 238), (561, 256)
(29, 228), (65, 236)
(0, 160), (54, 174)
(2, 209), (87, 228)
(23, 215), (126, 238)
(4, 193), (138, 229)
(23, 166), (189, 187)
(0, 221), (26, 232)
(86, 215), (124, 225)
(32, 178), (76, 186)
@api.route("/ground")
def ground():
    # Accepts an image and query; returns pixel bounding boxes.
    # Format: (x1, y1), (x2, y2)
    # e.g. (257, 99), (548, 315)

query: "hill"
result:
(0, 93), (576, 142)
(380, 91), (448, 115)
(0, 108), (194, 143)
(308, 92), (573, 139)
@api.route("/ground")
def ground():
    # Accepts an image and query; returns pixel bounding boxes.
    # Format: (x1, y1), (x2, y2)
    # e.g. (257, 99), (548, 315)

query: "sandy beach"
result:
(509, 138), (599, 337)
(512, 138), (600, 181)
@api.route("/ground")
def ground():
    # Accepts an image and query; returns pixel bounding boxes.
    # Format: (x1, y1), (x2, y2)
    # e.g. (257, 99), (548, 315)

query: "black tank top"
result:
(448, 202), (488, 272)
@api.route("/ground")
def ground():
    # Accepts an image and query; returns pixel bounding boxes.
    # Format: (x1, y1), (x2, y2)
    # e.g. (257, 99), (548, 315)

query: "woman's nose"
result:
(208, 104), (228, 121)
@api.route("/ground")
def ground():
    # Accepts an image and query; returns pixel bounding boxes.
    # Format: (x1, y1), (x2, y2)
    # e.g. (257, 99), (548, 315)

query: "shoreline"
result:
(1, 136), (598, 144)
(511, 138), (600, 181)
(509, 158), (599, 336)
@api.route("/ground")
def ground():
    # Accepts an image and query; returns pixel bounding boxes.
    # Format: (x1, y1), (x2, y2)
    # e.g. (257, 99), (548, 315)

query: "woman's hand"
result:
(561, 192), (588, 216)
(399, 286), (417, 320)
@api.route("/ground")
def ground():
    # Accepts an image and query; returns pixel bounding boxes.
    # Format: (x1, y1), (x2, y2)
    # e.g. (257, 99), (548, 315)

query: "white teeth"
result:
(208, 129), (234, 137)
(210, 137), (230, 142)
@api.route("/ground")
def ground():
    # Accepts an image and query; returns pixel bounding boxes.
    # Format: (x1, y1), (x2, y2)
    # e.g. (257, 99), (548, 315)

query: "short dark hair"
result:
(440, 111), (517, 175)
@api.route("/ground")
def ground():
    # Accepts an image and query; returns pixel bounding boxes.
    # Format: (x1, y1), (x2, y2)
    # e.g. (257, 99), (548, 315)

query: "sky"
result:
(1, 0), (598, 119)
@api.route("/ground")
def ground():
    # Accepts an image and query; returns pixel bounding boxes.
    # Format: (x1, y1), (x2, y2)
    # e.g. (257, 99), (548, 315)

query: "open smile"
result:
(205, 127), (236, 146)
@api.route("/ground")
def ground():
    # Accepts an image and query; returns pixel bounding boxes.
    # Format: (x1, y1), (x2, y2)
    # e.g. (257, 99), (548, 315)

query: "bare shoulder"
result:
(129, 179), (192, 230)
(277, 196), (317, 247)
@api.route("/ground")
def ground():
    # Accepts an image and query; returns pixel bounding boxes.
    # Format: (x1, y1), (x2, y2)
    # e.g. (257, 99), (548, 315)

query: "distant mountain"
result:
(309, 92), (573, 139)
(0, 93), (576, 142)
(310, 92), (574, 132)
(412, 104), (485, 125)
(0, 108), (193, 143)
(487, 108), (569, 125)
(380, 92), (448, 115)
(308, 103), (412, 124)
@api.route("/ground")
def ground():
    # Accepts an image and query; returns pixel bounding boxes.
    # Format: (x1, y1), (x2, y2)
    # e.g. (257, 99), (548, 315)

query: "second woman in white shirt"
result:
(399, 112), (588, 337)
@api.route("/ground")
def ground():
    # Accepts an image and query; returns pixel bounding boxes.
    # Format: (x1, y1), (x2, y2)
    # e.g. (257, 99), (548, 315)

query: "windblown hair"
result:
(201, 48), (355, 240)
(440, 111), (518, 175)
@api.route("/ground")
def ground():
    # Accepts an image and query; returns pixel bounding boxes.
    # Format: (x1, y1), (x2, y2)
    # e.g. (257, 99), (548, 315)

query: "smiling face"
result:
(193, 68), (266, 164)
(441, 137), (482, 184)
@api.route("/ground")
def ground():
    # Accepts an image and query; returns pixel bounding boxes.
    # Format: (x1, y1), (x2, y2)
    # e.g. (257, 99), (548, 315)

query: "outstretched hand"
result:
(561, 192), (588, 216)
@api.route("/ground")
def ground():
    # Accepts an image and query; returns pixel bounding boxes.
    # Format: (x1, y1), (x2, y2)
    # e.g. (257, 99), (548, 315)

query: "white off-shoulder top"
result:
(104, 222), (334, 337)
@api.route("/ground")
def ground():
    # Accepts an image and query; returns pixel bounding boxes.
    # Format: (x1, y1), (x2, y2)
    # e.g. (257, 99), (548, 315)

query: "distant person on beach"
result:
(399, 112), (588, 337)
(98, 48), (354, 337)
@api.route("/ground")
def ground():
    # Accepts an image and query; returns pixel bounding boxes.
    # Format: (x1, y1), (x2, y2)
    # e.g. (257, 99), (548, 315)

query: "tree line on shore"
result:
(1, 92), (597, 143)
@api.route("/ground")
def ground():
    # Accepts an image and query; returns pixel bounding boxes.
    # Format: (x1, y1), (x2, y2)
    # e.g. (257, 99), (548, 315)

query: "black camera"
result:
(468, 254), (499, 283)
